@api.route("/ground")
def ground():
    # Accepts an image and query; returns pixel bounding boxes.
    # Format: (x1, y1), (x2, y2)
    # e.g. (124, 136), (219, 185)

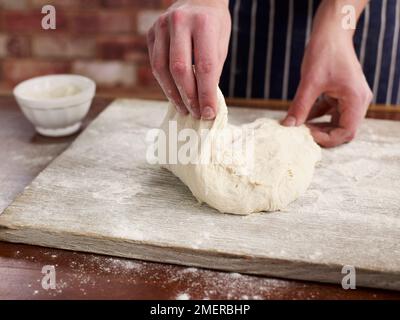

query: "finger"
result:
(152, 15), (188, 115)
(193, 15), (220, 120)
(169, 11), (201, 119)
(337, 93), (369, 133)
(309, 126), (354, 148)
(330, 108), (341, 126)
(307, 95), (336, 121)
(308, 94), (368, 148)
(307, 122), (335, 134)
(282, 77), (322, 126)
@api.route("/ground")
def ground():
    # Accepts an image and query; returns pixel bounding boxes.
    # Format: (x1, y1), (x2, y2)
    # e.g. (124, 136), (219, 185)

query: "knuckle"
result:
(365, 87), (373, 104)
(350, 85), (373, 105)
(156, 13), (169, 29)
(197, 89), (212, 102)
(347, 131), (356, 141)
(185, 92), (197, 102)
(355, 90), (367, 104)
(196, 59), (214, 75)
(170, 60), (189, 77)
(169, 9), (186, 26)
(194, 12), (210, 28)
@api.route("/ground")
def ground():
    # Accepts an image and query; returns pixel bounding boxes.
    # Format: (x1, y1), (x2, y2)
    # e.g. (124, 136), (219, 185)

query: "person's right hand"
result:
(281, 0), (372, 148)
(147, 0), (231, 120)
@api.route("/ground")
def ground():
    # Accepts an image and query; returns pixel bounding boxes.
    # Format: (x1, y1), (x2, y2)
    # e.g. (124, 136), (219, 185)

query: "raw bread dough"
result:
(160, 88), (321, 215)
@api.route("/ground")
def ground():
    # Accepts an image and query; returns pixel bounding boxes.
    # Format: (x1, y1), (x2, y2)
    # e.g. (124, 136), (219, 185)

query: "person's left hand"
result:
(282, 0), (373, 148)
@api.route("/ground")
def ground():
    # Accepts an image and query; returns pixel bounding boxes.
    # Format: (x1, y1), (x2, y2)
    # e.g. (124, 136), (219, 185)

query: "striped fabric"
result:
(220, 0), (400, 106)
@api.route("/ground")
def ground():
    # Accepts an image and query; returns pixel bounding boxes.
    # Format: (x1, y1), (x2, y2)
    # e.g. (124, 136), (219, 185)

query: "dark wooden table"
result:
(0, 95), (399, 300)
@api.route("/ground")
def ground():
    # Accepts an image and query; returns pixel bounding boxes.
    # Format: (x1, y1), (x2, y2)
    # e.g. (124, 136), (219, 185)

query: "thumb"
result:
(282, 78), (321, 127)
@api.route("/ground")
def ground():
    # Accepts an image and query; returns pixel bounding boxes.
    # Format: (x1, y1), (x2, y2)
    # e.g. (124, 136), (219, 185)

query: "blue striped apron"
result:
(220, 0), (400, 106)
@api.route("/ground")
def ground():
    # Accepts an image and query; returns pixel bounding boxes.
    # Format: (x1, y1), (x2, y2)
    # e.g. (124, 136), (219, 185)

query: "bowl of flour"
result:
(13, 74), (96, 137)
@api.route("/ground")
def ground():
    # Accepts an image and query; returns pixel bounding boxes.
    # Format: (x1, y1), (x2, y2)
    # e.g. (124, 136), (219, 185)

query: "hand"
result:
(147, 0), (231, 120)
(282, 0), (372, 148)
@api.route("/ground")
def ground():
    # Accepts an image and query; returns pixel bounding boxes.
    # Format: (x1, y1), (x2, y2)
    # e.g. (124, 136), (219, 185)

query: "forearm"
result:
(320, 0), (369, 17)
(312, 0), (369, 39)
(170, 0), (229, 8)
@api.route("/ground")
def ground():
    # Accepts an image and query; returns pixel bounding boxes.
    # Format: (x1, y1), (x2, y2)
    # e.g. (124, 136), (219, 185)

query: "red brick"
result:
(30, 0), (100, 9)
(0, 35), (6, 57)
(161, 0), (175, 8)
(3, 11), (42, 33)
(0, 34), (31, 58)
(72, 60), (136, 87)
(2, 58), (70, 85)
(0, 0), (30, 9)
(70, 12), (134, 34)
(0, 11), (4, 31)
(97, 35), (148, 62)
(3, 10), (68, 33)
(137, 63), (158, 87)
(124, 51), (149, 63)
(3, 34), (31, 57)
(137, 10), (162, 35)
(32, 35), (95, 58)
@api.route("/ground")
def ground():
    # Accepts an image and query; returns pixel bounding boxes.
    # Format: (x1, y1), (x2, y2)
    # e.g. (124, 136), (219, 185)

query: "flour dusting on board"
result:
(287, 120), (400, 222)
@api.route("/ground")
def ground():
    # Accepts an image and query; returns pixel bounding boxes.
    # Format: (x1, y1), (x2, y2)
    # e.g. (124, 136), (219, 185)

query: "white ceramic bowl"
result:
(13, 74), (96, 137)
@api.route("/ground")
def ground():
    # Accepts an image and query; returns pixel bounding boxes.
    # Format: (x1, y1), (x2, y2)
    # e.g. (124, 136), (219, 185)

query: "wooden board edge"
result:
(0, 225), (398, 292)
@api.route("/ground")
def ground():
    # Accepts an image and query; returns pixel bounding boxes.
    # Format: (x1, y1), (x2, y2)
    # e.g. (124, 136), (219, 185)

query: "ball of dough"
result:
(160, 89), (321, 215)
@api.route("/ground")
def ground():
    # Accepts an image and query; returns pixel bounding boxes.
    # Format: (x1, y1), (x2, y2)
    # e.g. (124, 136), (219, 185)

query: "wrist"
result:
(173, 0), (229, 7)
(323, 0), (369, 16)
(311, 0), (367, 42)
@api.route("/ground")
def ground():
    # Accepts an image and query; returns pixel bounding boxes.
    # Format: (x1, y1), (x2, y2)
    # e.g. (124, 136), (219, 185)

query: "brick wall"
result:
(0, 0), (173, 97)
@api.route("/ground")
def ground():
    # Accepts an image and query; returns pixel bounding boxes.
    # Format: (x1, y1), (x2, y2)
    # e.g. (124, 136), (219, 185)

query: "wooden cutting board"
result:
(0, 99), (399, 291)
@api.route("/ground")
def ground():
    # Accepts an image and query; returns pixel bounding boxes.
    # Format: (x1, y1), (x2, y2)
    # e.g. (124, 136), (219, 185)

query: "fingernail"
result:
(183, 96), (200, 119)
(282, 115), (296, 127)
(202, 106), (215, 120)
